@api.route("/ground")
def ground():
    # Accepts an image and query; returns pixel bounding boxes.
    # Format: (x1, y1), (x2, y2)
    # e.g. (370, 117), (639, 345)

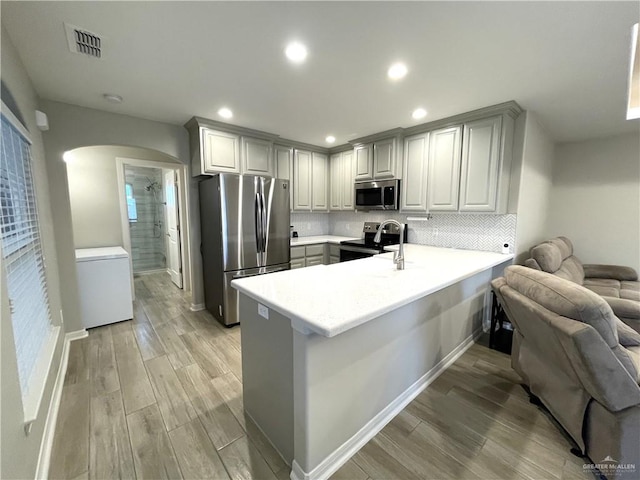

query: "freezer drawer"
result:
(76, 248), (133, 329)
(221, 263), (290, 326)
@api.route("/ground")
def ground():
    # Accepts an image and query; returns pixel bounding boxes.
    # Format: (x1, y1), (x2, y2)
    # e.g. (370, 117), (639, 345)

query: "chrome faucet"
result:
(374, 220), (405, 270)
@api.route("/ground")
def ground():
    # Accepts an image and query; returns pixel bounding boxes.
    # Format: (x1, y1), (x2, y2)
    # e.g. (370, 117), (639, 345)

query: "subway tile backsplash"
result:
(291, 211), (517, 254)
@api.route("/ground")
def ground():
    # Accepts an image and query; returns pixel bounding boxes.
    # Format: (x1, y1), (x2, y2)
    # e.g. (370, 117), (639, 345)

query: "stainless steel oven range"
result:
(339, 221), (407, 262)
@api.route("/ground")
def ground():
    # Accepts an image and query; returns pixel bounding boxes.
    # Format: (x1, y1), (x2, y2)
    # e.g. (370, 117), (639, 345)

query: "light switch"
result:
(258, 303), (269, 319)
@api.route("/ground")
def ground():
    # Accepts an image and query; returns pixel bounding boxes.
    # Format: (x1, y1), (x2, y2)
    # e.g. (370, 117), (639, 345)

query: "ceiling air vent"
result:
(64, 23), (102, 58)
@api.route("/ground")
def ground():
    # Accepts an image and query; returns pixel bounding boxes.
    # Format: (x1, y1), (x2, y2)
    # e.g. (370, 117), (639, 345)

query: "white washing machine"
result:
(75, 247), (133, 329)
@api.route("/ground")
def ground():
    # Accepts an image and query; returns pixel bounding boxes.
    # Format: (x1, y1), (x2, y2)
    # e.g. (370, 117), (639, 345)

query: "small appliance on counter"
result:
(339, 221), (407, 262)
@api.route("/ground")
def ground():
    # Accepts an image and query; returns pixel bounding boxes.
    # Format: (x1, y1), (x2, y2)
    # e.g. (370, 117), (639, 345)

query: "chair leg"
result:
(570, 447), (585, 458)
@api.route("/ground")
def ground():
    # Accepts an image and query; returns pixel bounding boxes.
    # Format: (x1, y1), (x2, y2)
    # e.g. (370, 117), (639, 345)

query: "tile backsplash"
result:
(291, 210), (517, 254)
(290, 212), (330, 236)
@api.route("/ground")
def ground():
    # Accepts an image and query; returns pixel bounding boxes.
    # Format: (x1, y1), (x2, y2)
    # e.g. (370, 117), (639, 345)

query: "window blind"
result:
(1, 113), (53, 396)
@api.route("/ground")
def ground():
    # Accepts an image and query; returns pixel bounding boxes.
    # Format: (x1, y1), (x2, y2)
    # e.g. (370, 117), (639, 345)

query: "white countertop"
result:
(290, 235), (360, 246)
(232, 244), (514, 338)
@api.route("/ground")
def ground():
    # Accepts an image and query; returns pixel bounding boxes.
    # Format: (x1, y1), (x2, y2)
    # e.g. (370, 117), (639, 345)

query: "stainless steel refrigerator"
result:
(199, 174), (290, 326)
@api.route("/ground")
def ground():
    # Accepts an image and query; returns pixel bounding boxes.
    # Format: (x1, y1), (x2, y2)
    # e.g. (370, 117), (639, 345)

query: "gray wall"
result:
(1, 24), (66, 480)
(513, 111), (555, 263)
(66, 145), (176, 249)
(40, 100), (204, 328)
(547, 132), (640, 273)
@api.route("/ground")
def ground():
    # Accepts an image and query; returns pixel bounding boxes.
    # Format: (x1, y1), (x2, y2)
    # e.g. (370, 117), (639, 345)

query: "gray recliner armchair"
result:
(492, 265), (640, 479)
(525, 237), (640, 332)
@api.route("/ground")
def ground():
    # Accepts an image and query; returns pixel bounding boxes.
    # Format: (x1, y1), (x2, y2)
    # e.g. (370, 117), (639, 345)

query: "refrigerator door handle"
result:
(260, 192), (268, 259)
(254, 193), (263, 256)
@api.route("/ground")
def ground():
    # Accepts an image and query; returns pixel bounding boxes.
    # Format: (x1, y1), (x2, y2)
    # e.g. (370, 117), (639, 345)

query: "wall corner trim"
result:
(35, 329), (88, 480)
(289, 328), (482, 480)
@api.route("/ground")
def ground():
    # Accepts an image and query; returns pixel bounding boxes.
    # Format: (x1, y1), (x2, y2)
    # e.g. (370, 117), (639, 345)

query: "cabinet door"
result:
(242, 137), (274, 176)
(373, 138), (396, 179)
(202, 128), (240, 173)
(291, 259), (305, 269)
(459, 116), (502, 212)
(293, 150), (312, 211)
(305, 255), (324, 267)
(329, 153), (342, 211)
(401, 133), (430, 212)
(275, 145), (293, 207)
(354, 144), (373, 181)
(341, 150), (355, 210)
(275, 145), (293, 180)
(312, 152), (329, 211)
(427, 126), (462, 211)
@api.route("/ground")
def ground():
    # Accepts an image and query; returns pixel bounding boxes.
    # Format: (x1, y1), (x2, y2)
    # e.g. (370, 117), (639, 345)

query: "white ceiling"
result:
(2, 1), (638, 146)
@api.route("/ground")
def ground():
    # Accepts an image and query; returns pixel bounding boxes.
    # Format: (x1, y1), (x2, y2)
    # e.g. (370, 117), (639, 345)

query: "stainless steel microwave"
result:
(354, 179), (400, 210)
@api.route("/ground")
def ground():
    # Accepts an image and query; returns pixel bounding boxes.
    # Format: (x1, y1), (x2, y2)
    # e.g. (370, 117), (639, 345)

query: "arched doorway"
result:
(63, 145), (192, 298)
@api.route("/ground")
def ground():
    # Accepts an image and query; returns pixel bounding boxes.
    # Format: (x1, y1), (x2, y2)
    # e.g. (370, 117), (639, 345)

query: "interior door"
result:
(164, 169), (183, 288)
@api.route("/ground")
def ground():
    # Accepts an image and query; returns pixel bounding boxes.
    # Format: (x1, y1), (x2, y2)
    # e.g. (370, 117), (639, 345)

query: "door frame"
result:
(115, 157), (191, 300)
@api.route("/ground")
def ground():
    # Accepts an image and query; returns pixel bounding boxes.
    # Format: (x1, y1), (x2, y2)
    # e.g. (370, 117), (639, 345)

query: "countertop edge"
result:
(232, 254), (514, 338)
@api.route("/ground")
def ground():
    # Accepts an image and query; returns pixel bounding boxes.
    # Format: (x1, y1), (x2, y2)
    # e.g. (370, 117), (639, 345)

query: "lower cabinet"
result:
(329, 244), (340, 264)
(290, 243), (336, 269)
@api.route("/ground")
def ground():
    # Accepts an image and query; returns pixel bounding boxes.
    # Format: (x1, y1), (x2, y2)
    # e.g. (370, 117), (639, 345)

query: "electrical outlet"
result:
(433, 227), (439, 237)
(258, 303), (269, 319)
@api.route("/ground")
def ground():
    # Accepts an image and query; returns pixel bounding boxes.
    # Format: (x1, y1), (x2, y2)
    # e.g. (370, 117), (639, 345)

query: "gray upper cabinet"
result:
(373, 137), (397, 179)
(330, 153), (342, 210)
(459, 116), (502, 212)
(201, 128), (241, 174)
(401, 132), (430, 212)
(312, 152), (329, 211)
(341, 150), (355, 209)
(274, 144), (293, 206)
(427, 126), (462, 212)
(293, 149), (312, 211)
(242, 136), (274, 176)
(330, 150), (355, 211)
(355, 138), (400, 181)
(354, 144), (373, 181)
(186, 118), (278, 177)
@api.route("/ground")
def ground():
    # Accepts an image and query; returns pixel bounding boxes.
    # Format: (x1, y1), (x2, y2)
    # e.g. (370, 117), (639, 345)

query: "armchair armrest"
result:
(601, 296), (640, 321)
(557, 321), (640, 412)
(583, 264), (638, 281)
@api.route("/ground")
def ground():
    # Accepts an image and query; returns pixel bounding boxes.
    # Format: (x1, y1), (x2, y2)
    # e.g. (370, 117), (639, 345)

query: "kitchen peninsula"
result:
(232, 244), (513, 480)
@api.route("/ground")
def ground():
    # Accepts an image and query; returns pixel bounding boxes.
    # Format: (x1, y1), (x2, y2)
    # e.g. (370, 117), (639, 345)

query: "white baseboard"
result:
(190, 303), (205, 312)
(290, 328), (482, 480)
(35, 329), (88, 480)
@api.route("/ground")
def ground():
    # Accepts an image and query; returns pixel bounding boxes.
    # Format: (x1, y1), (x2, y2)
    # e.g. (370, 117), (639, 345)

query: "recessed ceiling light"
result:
(412, 108), (427, 120)
(218, 107), (233, 119)
(387, 62), (408, 80)
(103, 93), (123, 104)
(285, 42), (308, 63)
(325, 135), (336, 144)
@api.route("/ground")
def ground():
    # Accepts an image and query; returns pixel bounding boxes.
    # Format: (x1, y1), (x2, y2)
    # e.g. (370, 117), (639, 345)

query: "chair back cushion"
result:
(529, 237), (585, 284)
(505, 266), (617, 346)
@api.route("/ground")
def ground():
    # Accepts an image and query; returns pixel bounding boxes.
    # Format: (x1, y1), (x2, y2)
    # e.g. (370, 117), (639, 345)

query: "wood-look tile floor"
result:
(50, 272), (592, 480)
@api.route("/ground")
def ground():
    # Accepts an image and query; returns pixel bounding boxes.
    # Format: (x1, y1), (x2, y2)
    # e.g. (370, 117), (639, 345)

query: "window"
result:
(1, 110), (53, 399)
(125, 183), (137, 222)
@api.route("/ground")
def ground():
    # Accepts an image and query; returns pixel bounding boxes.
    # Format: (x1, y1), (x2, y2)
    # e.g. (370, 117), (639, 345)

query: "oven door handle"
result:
(339, 245), (381, 255)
